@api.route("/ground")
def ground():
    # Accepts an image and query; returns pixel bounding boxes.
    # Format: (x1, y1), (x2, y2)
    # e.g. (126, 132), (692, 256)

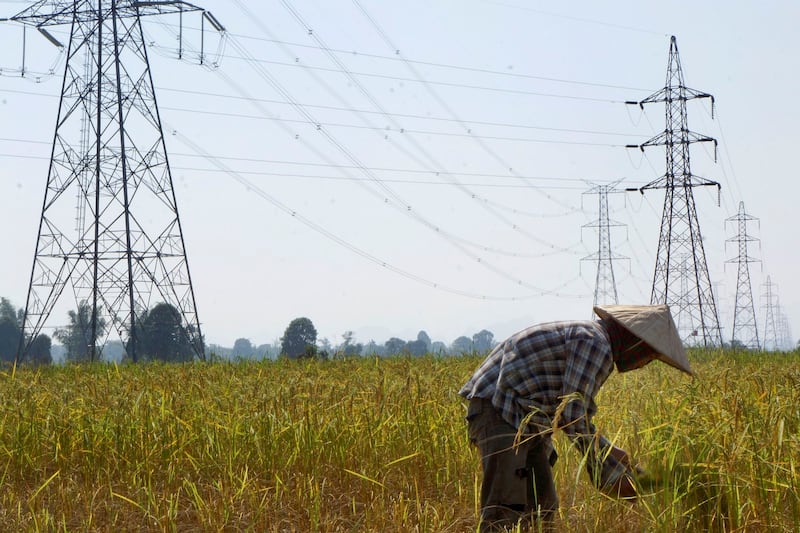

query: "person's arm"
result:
(598, 442), (638, 498)
(571, 433), (636, 497)
(558, 334), (637, 497)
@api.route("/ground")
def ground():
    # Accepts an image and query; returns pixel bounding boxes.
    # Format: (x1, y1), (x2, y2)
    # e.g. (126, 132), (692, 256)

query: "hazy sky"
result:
(0, 0), (797, 349)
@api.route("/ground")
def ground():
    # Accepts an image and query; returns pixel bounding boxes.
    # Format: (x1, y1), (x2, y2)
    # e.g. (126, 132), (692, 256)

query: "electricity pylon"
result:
(777, 307), (793, 351)
(626, 35), (722, 347)
(7, 1), (224, 362)
(761, 276), (778, 351)
(581, 182), (627, 307)
(725, 201), (760, 350)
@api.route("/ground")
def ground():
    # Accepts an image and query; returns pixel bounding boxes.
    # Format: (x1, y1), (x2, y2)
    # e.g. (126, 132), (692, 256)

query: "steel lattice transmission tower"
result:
(777, 307), (793, 351)
(581, 182), (627, 307)
(725, 201), (760, 350)
(626, 36), (722, 346)
(9, 1), (224, 362)
(761, 276), (778, 351)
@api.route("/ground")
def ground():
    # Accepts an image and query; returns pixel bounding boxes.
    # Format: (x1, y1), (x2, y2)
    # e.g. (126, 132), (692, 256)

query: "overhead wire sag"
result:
(348, 0), (594, 220)
(170, 128), (586, 300)
(230, 0), (590, 255)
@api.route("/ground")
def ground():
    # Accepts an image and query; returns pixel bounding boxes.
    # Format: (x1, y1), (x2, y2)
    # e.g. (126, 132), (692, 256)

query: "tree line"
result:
(0, 300), (498, 364)
(0, 297), (199, 364)
(225, 316), (497, 360)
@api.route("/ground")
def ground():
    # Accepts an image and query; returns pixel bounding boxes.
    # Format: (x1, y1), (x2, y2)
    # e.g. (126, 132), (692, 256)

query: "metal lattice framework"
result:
(581, 182), (627, 307)
(10, 1), (223, 362)
(627, 36), (722, 346)
(777, 305), (793, 351)
(725, 201), (760, 350)
(761, 276), (779, 351)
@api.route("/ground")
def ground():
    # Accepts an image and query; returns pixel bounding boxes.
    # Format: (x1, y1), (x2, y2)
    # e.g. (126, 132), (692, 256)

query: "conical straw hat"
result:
(593, 304), (692, 375)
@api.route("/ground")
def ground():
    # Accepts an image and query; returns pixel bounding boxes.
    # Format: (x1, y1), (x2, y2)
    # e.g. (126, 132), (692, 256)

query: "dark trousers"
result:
(467, 398), (558, 532)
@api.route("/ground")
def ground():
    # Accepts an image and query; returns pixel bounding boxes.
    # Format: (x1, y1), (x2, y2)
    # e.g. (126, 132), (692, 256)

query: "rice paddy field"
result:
(0, 349), (798, 532)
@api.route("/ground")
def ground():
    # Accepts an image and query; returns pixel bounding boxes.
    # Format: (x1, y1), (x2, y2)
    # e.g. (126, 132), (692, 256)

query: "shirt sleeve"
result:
(558, 332), (630, 488)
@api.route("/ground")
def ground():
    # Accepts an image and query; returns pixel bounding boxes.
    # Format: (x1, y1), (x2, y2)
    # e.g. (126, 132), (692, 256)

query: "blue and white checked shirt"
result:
(459, 320), (629, 487)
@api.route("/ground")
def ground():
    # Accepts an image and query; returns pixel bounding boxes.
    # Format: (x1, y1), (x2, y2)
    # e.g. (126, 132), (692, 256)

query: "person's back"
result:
(459, 305), (692, 532)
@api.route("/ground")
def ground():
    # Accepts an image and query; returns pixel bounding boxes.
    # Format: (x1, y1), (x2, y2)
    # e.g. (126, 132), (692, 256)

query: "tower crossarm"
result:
(10, 1), (208, 27)
(630, 85), (714, 109)
(625, 36), (715, 112)
(627, 172), (721, 196)
(633, 129), (717, 153)
(725, 234), (759, 245)
(725, 253), (761, 264)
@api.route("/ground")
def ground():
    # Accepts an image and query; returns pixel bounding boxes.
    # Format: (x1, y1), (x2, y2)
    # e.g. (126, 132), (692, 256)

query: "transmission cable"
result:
(207, 8), (589, 257)
(347, 0), (593, 217)
(149, 83), (639, 139)
(194, 31), (652, 92)
(263, 0), (591, 251)
(159, 103), (630, 148)
(171, 128), (588, 300)
(0, 135), (615, 193)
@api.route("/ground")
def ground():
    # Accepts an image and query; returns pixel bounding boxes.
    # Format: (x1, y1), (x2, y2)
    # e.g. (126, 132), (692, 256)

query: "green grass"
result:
(0, 350), (797, 531)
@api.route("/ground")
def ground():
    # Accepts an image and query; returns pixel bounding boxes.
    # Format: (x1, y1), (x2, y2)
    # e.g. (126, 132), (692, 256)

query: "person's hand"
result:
(604, 446), (639, 500)
(606, 473), (637, 500)
(609, 445), (645, 475)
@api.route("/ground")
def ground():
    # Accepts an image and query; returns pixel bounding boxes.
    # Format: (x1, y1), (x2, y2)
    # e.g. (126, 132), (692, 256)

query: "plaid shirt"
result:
(459, 320), (629, 488)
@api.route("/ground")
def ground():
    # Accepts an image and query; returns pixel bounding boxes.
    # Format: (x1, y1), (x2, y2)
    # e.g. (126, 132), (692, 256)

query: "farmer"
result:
(459, 304), (692, 531)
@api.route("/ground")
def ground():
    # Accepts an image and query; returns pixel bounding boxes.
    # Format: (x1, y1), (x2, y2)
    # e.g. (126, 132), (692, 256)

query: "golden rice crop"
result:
(0, 350), (797, 532)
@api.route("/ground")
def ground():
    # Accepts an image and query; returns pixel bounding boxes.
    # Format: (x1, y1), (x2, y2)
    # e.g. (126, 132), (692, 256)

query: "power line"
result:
(172, 128), (589, 300)
(346, 0), (611, 218)
(4, 5), (626, 263)
(154, 18), (593, 281)
(161, 104), (628, 147)
(0, 137), (621, 191)
(136, 15), (654, 93)
(202, 51), (587, 263)
(209, 6), (591, 255)
(0, 85), (639, 140)
(157, 86), (638, 138)
(148, 40), (628, 104)
(220, 33), (652, 92)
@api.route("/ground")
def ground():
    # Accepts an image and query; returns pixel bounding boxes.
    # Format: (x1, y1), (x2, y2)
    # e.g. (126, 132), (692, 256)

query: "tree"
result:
(318, 337), (333, 355)
(28, 334), (53, 366)
(0, 297), (20, 324)
(0, 297), (21, 362)
(431, 341), (447, 355)
(54, 301), (107, 362)
(231, 338), (255, 359)
(363, 340), (384, 357)
(406, 339), (427, 356)
(257, 343), (279, 360)
(0, 319), (19, 363)
(0, 318), (19, 363)
(337, 331), (363, 357)
(281, 317), (318, 358)
(384, 337), (407, 356)
(0, 298), (52, 365)
(472, 329), (495, 353)
(451, 336), (474, 354)
(417, 330), (432, 352)
(137, 303), (195, 362)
